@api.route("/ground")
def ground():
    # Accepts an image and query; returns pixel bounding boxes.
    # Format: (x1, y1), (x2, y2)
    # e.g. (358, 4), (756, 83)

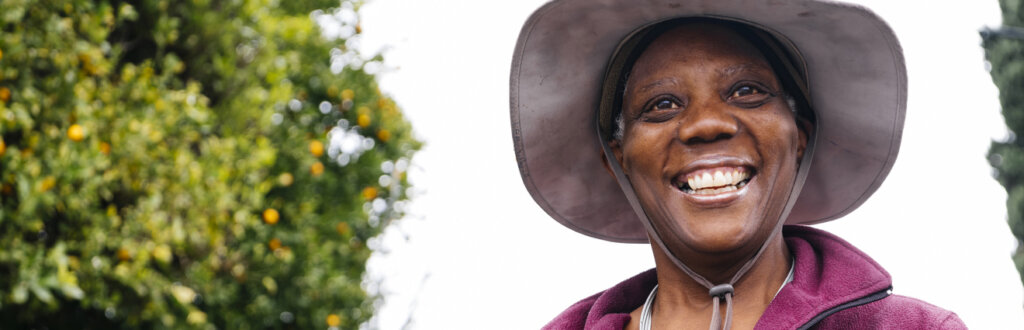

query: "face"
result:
(610, 23), (807, 256)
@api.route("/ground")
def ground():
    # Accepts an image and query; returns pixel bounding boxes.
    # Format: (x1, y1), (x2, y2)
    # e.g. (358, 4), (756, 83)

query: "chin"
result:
(672, 215), (766, 254)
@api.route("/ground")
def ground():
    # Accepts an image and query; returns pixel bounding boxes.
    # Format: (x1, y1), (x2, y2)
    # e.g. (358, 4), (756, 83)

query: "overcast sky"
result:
(353, 1), (1024, 329)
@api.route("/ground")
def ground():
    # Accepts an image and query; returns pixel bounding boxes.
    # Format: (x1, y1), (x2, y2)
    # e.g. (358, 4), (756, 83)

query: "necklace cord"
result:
(639, 260), (794, 330)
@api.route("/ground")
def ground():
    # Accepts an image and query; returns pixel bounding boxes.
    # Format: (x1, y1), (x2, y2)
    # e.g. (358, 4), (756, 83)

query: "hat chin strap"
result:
(597, 127), (816, 330)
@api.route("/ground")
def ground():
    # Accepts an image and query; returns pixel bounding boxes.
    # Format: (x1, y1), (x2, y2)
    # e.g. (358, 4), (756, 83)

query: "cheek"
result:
(621, 125), (672, 170)
(775, 126), (801, 156)
(757, 114), (801, 157)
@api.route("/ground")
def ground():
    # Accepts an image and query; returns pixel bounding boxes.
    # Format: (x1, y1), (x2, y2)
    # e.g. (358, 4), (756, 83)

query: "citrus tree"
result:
(0, 0), (419, 328)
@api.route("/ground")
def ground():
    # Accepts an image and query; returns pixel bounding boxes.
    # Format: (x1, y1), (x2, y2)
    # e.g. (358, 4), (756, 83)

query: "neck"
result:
(647, 231), (791, 329)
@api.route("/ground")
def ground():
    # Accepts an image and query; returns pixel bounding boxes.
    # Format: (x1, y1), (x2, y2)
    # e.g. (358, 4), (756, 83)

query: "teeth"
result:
(683, 168), (751, 192)
(713, 171), (726, 186)
(693, 185), (738, 195)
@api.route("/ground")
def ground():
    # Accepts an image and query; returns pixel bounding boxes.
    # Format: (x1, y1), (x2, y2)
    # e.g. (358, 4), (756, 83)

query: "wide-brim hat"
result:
(510, 0), (906, 243)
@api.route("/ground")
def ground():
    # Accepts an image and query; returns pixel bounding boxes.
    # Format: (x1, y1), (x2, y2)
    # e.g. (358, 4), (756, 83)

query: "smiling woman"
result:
(611, 22), (806, 267)
(510, 0), (966, 329)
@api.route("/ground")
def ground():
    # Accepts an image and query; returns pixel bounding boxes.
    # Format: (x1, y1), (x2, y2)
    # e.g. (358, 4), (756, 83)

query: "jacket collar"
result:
(576, 225), (892, 329)
(754, 225), (892, 329)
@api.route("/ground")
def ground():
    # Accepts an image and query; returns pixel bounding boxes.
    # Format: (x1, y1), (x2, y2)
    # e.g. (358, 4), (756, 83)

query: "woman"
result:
(509, 0), (966, 329)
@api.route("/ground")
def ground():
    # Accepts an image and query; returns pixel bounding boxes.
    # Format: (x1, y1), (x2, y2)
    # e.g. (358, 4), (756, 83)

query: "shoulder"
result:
(542, 269), (657, 330)
(771, 226), (964, 329)
(543, 291), (603, 330)
(815, 294), (967, 329)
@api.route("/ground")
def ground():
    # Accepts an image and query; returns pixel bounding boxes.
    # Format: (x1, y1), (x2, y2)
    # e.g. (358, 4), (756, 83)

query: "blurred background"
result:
(2, 0), (1024, 329)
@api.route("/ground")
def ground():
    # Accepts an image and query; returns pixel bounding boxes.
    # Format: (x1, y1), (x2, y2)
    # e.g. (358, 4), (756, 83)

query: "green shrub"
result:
(0, 0), (419, 328)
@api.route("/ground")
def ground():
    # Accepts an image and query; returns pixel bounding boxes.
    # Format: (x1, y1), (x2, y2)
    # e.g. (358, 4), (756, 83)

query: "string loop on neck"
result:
(709, 295), (722, 330)
(709, 284), (734, 299)
(723, 293), (734, 330)
(708, 288), (735, 330)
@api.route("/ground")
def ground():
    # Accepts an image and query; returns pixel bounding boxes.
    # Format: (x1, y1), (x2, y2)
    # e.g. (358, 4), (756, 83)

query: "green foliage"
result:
(984, 0), (1024, 285)
(0, 0), (419, 328)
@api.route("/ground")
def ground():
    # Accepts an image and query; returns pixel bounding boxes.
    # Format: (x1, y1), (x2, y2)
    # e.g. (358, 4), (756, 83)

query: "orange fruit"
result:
(268, 238), (282, 251)
(361, 187), (377, 200)
(39, 176), (56, 192)
(0, 138), (5, 156)
(326, 314), (341, 327)
(357, 114), (370, 127)
(262, 208), (279, 225)
(117, 248), (132, 261)
(311, 161), (324, 176)
(376, 129), (390, 142)
(67, 124), (85, 142)
(99, 142), (111, 155)
(0, 87), (10, 103)
(309, 140), (324, 157)
(336, 222), (350, 236)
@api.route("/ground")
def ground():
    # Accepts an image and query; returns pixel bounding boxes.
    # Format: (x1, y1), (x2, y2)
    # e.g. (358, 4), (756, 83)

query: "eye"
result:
(731, 85), (763, 98)
(650, 99), (681, 111)
(727, 83), (774, 108)
(635, 96), (683, 123)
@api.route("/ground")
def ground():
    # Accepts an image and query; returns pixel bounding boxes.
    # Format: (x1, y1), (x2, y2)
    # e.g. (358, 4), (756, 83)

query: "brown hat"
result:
(510, 0), (907, 243)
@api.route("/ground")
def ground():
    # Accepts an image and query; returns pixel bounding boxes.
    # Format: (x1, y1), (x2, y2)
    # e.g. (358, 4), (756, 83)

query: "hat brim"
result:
(510, 0), (906, 243)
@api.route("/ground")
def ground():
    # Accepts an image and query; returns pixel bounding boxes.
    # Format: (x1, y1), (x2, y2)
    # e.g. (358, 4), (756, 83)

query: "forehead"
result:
(629, 22), (773, 78)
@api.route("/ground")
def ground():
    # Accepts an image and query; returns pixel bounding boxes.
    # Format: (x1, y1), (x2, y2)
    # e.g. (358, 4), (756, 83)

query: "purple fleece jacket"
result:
(544, 226), (966, 329)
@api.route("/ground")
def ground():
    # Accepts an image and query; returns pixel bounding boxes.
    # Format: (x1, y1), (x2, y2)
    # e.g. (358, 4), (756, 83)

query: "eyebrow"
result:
(633, 63), (772, 93)
(635, 77), (680, 93)
(717, 63), (770, 77)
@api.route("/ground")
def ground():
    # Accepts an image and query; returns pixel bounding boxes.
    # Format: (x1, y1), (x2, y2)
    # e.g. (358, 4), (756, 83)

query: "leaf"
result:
(59, 283), (84, 300)
(170, 284), (196, 305)
(11, 283), (28, 304)
(29, 282), (54, 305)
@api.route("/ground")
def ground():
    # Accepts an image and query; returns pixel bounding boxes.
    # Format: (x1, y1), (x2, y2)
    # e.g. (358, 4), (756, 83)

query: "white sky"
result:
(356, 0), (1024, 329)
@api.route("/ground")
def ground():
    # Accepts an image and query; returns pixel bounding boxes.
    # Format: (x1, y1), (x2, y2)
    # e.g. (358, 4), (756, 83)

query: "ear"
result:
(601, 139), (626, 179)
(795, 117), (813, 160)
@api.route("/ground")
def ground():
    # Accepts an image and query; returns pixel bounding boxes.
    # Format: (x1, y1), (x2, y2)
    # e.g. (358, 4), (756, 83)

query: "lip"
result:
(670, 156), (757, 207)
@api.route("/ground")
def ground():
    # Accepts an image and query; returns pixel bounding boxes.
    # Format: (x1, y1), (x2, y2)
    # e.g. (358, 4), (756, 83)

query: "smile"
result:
(675, 166), (753, 195)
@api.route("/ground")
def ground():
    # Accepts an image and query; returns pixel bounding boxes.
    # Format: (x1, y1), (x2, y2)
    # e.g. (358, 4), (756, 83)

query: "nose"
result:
(677, 102), (739, 144)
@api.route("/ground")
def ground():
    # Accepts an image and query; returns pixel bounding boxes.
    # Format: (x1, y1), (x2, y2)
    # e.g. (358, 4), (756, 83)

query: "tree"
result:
(983, 0), (1024, 285)
(0, 0), (419, 328)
